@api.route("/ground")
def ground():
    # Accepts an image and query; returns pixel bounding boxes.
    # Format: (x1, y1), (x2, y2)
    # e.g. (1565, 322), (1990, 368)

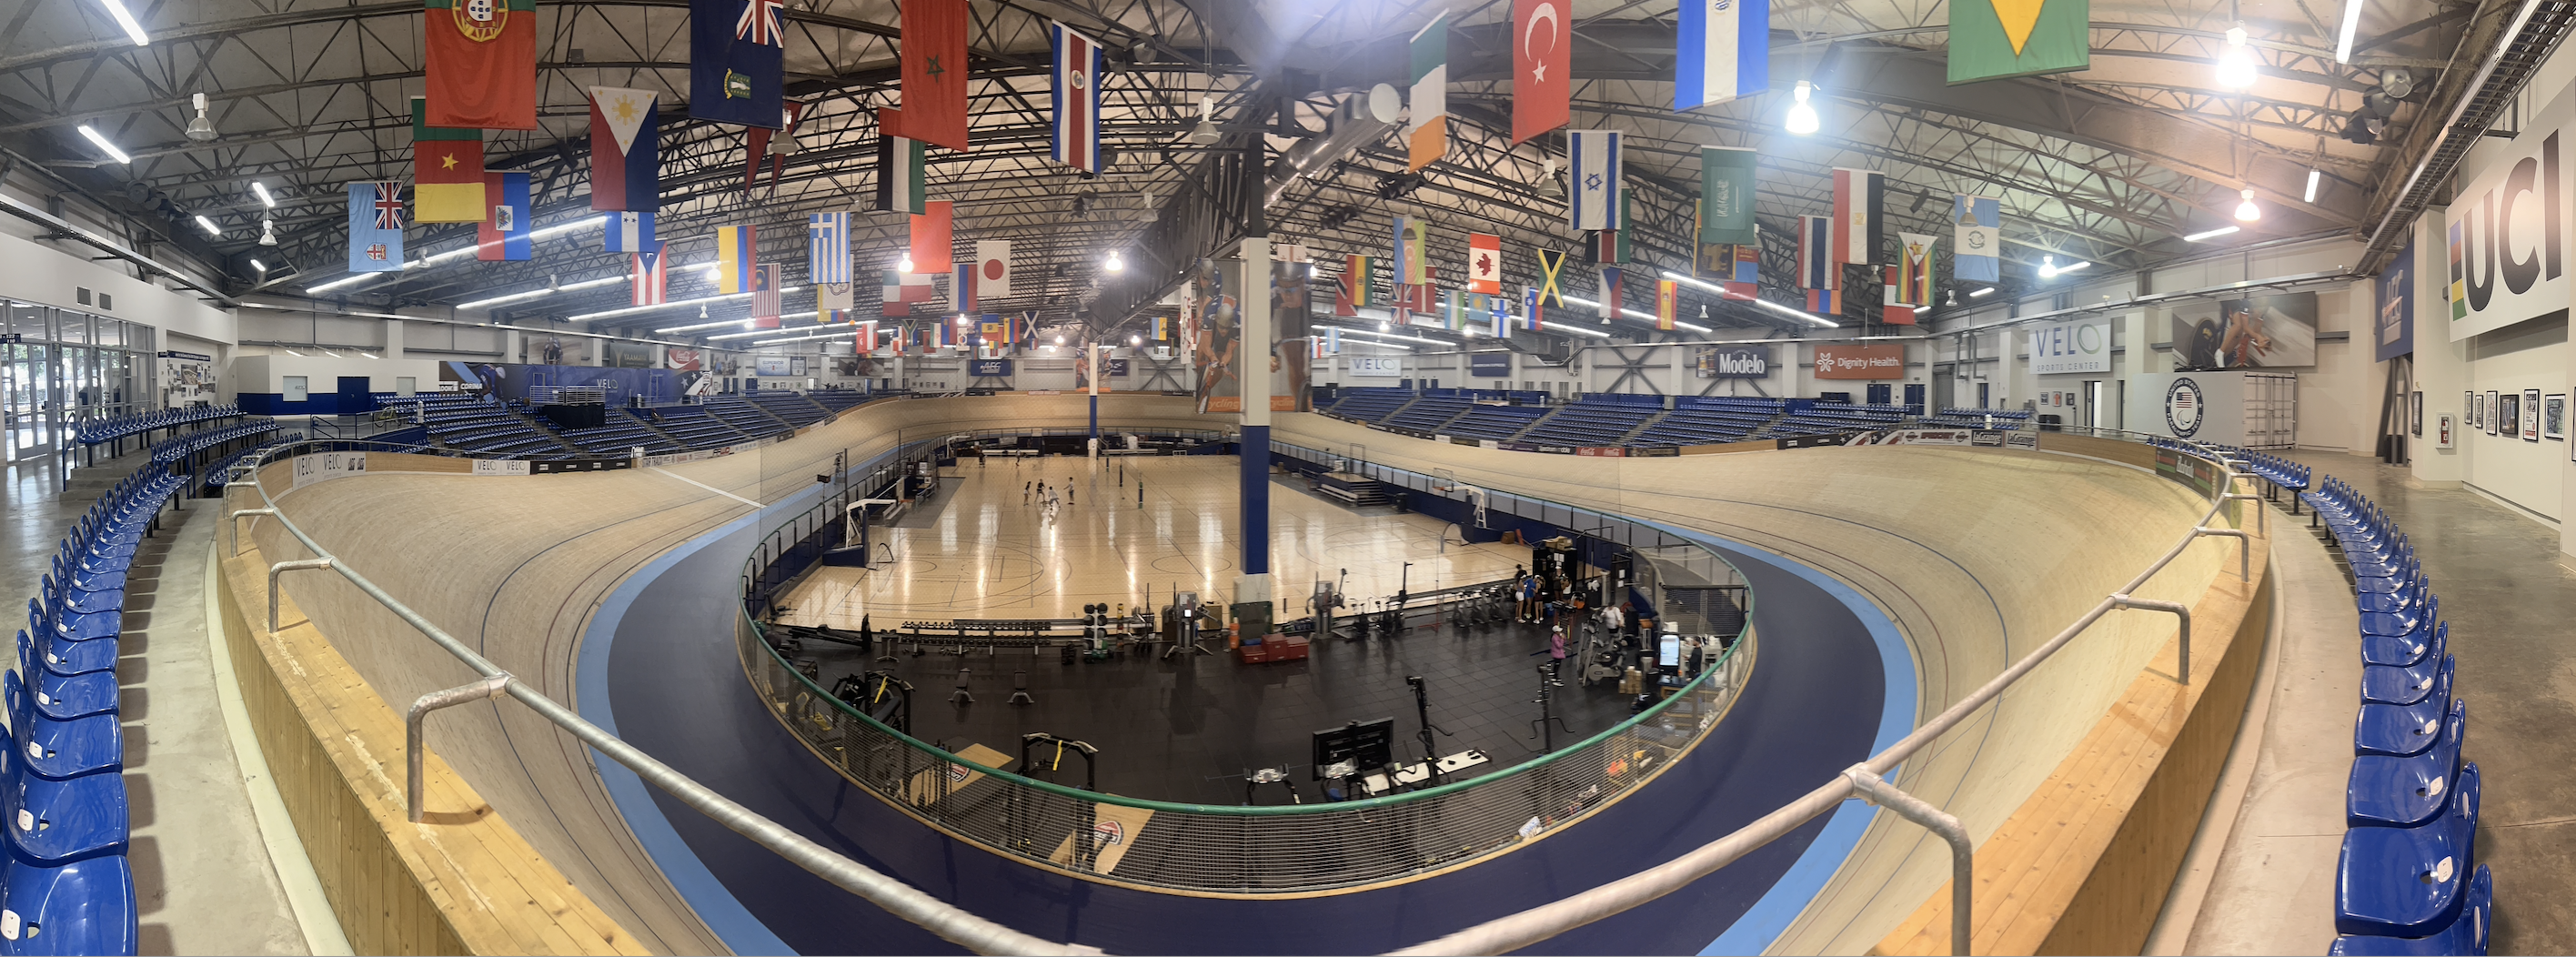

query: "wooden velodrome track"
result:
(240, 394), (2227, 955)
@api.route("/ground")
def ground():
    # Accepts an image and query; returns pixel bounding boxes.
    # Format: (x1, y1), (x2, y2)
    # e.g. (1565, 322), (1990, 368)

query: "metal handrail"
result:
(1385, 426), (2259, 955)
(226, 437), (1101, 956)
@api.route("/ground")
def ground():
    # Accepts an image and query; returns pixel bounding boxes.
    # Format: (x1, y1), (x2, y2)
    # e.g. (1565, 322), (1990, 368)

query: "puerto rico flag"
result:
(632, 244), (668, 306)
(1051, 23), (1104, 173)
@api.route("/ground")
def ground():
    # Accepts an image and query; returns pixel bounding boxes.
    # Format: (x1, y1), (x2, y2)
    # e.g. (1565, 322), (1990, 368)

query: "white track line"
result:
(649, 467), (761, 507)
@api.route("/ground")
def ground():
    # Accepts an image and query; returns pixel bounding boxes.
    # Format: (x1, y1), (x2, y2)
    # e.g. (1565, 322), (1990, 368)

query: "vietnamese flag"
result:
(412, 97), (486, 223)
(424, 0), (537, 129)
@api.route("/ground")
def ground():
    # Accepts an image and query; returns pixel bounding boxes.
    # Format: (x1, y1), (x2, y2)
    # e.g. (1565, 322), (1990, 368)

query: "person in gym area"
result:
(1024, 480), (1033, 504)
(1516, 568), (1539, 623)
(1548, 626), (1568, 686)
(1065, 478), (1075, 505)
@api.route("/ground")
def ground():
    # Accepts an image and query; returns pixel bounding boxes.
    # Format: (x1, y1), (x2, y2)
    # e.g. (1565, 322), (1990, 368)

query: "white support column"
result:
(384, 318), (408, 359)
(1236, 239), (1273, 609)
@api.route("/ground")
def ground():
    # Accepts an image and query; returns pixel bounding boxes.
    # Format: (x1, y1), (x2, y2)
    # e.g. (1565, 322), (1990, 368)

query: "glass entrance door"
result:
(3, 341), (59, 462)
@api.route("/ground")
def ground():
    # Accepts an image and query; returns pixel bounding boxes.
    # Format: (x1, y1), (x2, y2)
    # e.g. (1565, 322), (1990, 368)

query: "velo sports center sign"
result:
(2028, 319), (2111, 375)
(2443, 77), (2576, 341)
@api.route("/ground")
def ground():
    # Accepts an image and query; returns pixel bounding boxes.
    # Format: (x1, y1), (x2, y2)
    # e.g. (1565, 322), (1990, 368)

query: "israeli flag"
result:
(1567, 130), (1622, 231)
(605, 211), (656, 252)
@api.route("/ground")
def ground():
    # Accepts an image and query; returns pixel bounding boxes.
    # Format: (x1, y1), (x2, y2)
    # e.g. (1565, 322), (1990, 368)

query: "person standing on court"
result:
(1065, 478), (1075, 505)
(1517, 569), (1540, 623)
(1024, 481), (1032, 504)
(1548, 626), (1568, 686)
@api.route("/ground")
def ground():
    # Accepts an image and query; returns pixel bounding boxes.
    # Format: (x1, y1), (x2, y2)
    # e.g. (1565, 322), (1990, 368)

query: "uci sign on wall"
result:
(2029, 319), (2112, 375)
(2443, 78), (2574, 341)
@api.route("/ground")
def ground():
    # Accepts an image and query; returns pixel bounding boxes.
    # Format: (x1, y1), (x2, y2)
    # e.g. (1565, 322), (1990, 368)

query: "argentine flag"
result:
(1675, 0), (1769, 111)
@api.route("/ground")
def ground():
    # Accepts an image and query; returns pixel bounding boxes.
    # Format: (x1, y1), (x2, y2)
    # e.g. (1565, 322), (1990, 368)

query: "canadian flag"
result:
(1466, 233), (1502, 294)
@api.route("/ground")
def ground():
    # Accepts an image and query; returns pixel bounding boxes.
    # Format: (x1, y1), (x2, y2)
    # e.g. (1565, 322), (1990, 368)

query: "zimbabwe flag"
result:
(424, 0), (537, 129)
(412, 98), (486, 223)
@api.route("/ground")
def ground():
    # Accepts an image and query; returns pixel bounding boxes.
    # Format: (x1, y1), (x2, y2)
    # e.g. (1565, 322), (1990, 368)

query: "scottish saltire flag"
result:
(632, 244), (668, 305)
(717, 224), (757, 293)
(1797, 215), (1836, 289)
(605, 211), (656, 252)
(1016, 310), (1040, 348)
(1676, 0), (1768, 109)
(809, 212), (851, 285)
(1568, 130), (1622, 230)
(1953, 195), (2001, 282)
(347, 182), (405, 272)
(1051, 23), (1103, 173)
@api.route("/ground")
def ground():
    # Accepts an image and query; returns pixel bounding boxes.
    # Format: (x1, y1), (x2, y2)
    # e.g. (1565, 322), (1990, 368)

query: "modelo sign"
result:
(2029, 319), (2111, 375)
(2444, 78), (2573, 341)
(1698, 345), (1772, 378)
(1812, 343), (1905, 379)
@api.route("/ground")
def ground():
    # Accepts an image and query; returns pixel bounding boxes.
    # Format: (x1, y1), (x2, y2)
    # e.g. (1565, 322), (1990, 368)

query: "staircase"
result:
(498, 401), (585, 455)
(1613, 410), (1672, 445)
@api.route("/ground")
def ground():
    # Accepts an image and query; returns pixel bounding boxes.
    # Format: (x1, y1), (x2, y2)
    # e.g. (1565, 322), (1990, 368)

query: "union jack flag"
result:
(735, 0), (784, 46)
(370, 181), (404, 230)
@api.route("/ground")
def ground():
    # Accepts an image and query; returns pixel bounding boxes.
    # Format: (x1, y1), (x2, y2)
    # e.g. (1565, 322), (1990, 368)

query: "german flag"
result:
(411, 98), (485, 223)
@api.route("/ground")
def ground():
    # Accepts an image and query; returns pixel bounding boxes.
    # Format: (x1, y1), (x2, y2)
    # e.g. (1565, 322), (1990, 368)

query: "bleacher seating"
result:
(6, 469), (161, 955)
(2301, 473), (2496, 954)
(1382, 397), (1472, 433)
(1439, 404), (1550, 441)
(744, 391), (831, 428)
(196, 434), (306, 493)
(704, 396), (792, 436)
(641, 406), (747, 448)
(146, 418), (279, 468)
(1920, 408), (2034, 428)
(1519, 397), (1658, 447)
(1322, 388), (1415, 425)
(74, 404), (243, 447)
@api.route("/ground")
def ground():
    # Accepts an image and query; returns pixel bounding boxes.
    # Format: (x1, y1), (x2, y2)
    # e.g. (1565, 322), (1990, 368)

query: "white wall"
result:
(230, 354), (443, 395)
(0, 227), (236, 353)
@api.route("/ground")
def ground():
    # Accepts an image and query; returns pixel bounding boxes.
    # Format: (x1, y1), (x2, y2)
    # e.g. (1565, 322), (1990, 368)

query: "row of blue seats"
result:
(10, 470), (160, 955)
(2306, 475), (2492, 956)
(196, 435), (304, 493)
(1936, 407), (2031, 419)
(74, 405), (242, 447)
(146, 419), (277, 468)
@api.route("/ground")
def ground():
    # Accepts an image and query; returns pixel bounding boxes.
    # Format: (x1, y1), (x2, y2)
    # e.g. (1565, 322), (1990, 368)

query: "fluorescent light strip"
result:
(569, 291), (751, 322)
(194, 215), (220, 237)
(252, 181), (276, 207)
(1750, 297), (1840, 327)
(307, 273), (380, 294)
(704, 313), (824, 340)
(1561, 294), (1713, 333)
(2304, 168), (2321, 203)
(99, 0), (150, 45)
(2183, 226), (2242, 242)
(654, 318), (750, 334)
(1548, 322), (1613, 337)
(2335, 0), (2363, 63)
(76, 126), (131, 164)
(455, 275), (624, 310)
(751, 329), (861, 347)
(1330, 327), (1444, 346)
(1968, 287), (1997, 297)
(2056, 261), (2092, 274)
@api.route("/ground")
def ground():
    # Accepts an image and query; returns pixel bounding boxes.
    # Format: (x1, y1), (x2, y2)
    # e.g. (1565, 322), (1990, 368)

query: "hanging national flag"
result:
(809, 212), (851, 285)
(1153, 316), (1171, 342)
(347, 182), (405, 273)
(1324, 327), (1343, 355)
(1953, 195), (2001, 282)
(1017, 310), (1041, 348)
(974, 239), (1012, 300)
(881, 269), (937, 304)
(1522, 286), (1544, 331)
(1393, 216), (1427, 285)
(1487, 291), (1511, 335)
(410, 98), (485, 223)
(1568, 130), (1622, 230)
(1897, 232), (1937, 305)
(751, 263), (781, 328)
(424, 0), (537, 129)
(1588, 227), (1629, 265)
(1798, 215), (1836, 290)
(1806, 287), (1841, 316)
(1336, 255), (1374, 316)
(632, 244), (669, 306)
(689, 0), (784, 127)
(981, 317), (1007, 349)
(1675, 0), (1768, 111)
(951, 262), (976, 314)
(1949, 0), (2089, 84)
(604, 212), (656, 252)
(1882, 267), (1920, 326)
(1655, 278), (1679, 330)
(860, 320), (879, 349)
(818, 280), (854, 323)
(1700, 146), (1759, 245)
(1443, 289), (1466, 330)
(476, 171), (531, 261)
(1535, 248), (1569, 307)
(1726, 243), (1761, 299)
(1595, 266), (1624, 319)
(588, 87), (659, 212)
(1466, 233), (1503, 294)
(1052, 22), (1104, 173)
(911, 199), (953, 273)
(744, 100), (805, 194)
(1832, 168), (1886, 267)
(717, 224), (757, 294)
(1512, 0), (1570, 144)
(875, 127), (928, 214)
(1406, 14), (1449, 172)
(884, 0), (969, 150)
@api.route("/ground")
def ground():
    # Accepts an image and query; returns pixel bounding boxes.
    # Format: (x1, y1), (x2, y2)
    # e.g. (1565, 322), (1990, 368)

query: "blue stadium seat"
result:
(2364, 619), (2442, 670)
(2355, 667), (2454, 758)
(2329, 864), (2491, 955)
(0, 852), (136, 956)
(2364, 653), (2452, 708)
(0, 727), (126, 866)
(2350, 700), (2467, 829)
(2, 683), (120, 783)
(15, 627), (114, 683)
(8, 645), (113, 725)
(2337, 763), (2481, 937)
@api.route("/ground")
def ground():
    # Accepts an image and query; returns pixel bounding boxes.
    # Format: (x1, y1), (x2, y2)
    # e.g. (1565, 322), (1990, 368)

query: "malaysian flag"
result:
(632, 243), (668, 306)
(808, 211), (850, 285)
(1051, 22), (1103, 173)
(752, 263), (780, 327)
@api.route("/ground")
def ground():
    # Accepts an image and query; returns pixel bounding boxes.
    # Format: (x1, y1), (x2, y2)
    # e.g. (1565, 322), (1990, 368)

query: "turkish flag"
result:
(1513, 0), (1570, 145)
(1467, 233), (1503, 294)
(900, 0), (971, 151)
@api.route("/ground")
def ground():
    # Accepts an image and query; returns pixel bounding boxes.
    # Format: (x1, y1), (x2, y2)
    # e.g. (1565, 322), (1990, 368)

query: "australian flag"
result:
(690, 0), (783, 127)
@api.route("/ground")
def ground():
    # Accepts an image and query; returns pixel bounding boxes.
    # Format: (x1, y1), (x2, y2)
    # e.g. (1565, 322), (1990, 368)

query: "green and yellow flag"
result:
(411, 97), (486, 222)
(1947, 0), (2088, 84)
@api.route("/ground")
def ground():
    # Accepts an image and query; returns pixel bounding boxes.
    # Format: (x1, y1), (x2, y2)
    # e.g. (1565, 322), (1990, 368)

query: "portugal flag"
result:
(423, 0), (537, 130)
(412, 98), (486, 223)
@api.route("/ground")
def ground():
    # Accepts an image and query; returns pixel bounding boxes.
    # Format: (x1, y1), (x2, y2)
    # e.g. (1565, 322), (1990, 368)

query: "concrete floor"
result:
(2, 452), (334, 955)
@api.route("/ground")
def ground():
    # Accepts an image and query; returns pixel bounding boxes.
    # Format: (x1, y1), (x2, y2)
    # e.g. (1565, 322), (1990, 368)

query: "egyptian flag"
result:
(1051, 23), (1103, 173)
(717, 224), (757, 294)
(632, 244), (669, 306)
(424, 0), (537, 129)
(411, 98), (484, 222)
(1832, 167), (1886, 266)
(476, 171), (531, 261)
(751, 264), (781, 328)
(885, 0), (969, 150)
(1797, 215), (1836, 290)
(744, 100), (806, 194)
(911, 200), (953, 272)
(589, 87), (659, 212)
(689, 0), (783, 127)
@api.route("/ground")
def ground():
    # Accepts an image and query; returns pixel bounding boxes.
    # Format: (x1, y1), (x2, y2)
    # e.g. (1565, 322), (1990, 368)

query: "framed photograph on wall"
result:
(2526, 388), (2544, 440)
(2499, 393), (2518, 438)
(2546, 394), (2567, 441)
(2488, 391), (2501, 433)
(2412, 391), (2424, 438)
(2474, 391), (2487, 430)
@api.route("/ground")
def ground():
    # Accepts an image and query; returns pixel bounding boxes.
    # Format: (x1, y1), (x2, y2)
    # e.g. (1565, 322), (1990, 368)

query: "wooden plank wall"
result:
(1874, 497), (2273, 956)
(211, 523), (645, 955)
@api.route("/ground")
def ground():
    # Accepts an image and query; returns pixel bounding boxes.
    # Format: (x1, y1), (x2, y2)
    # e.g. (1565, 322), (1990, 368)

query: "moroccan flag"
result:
(424, 0), (537, 129)
(632, 244), (668, 306)
(890, 0), (970, 151)
(717, 224), (757, 294)
(1655, 278), (1678, 330)
(1949, 0), (2088, 83)
(411, 98), (484, 223)
(589, 87), (659, 212)
(875, 123), (928, 214)
(347, 182), (405, 273)
(476, 171), (531, 261)
(1405, 14), (1449, 172)
(1051, 22), (1104, 173)
(751, 264), (780, 328)
(689, 0), (784, 127)
(1833, 167), (1886, 265)
(1701, 146), (1758, 245)
(1535, 248), (1569, 307)
(1466, 233), (1502, 294)
(911, 200), (954, 273)
(1512, 0), (1569, 144)
(1675, 0), (1766, 110)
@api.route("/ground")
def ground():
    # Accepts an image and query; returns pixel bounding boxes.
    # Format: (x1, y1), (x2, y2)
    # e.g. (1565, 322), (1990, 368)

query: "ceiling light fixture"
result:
(1786, 81), (1821, 136)
(1749, 297), (1839, 327)
(98, 0), (150, 45)
(258, 218), (277, 247)
(2216, 24), (2259, 88)
(1968, 287), (1997, 298)
(76, 126), (130, 164)
(2234, 187), (2262, 222)
(897, 256), (915, 273)
(2185, 225), (2242, 241)
(249, 258), (267, 272)
(1190, 96), (1223, 145)
(2039, 256), (2058, 278)
(306, 274), (377, 294)
(251, 181), (276, 208)
(1103, 250), (1124, 273)
(195, 214), (220, 237)
(2335, 0), (2364, 63)
(2304, 168), (2321, 203)
(184, 93), (216, 142)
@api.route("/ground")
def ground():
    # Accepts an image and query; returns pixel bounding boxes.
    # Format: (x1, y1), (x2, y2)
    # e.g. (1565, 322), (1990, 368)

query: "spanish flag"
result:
(411, 98), (485, 222)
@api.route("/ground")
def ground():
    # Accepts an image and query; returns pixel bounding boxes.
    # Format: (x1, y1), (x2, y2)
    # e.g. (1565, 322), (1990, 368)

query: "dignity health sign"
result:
(2445, 78), (2575, 341)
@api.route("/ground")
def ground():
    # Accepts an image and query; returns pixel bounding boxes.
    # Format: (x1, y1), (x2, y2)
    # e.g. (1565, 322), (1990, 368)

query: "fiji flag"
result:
(347, 182), (405, 273)
(690, 0), (784, 127)
(605, 211), (656, 252)
(1676, 0), (1769, 110)
(808, 212), (851, 285)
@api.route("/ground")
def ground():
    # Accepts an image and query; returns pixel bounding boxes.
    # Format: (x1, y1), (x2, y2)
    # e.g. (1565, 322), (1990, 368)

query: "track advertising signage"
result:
(1696, 345), (1771, 378)
(2442, 77), (2574, 341)
(2028, 319), (2111, 375)
(1811, 342), (1905, 379)
(970, 358), (1013, 378)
